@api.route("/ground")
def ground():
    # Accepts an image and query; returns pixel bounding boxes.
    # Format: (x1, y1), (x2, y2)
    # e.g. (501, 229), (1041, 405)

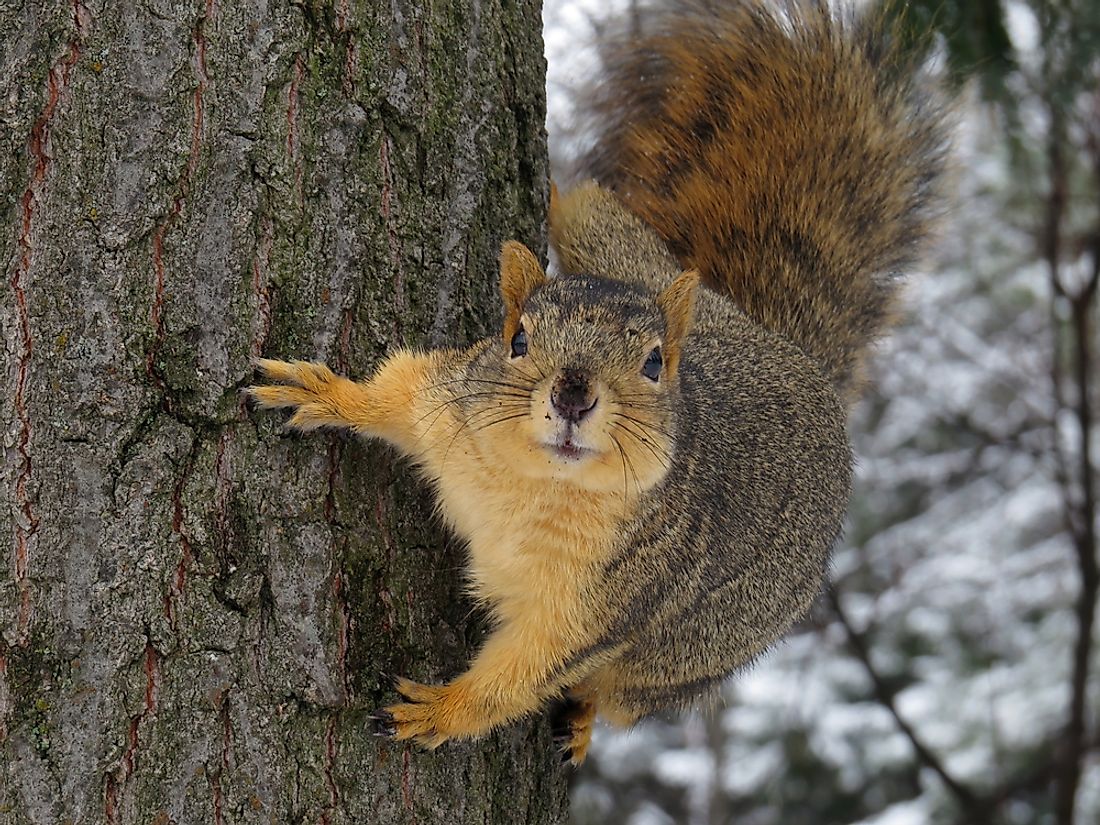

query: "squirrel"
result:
(248, 0), (946, 765)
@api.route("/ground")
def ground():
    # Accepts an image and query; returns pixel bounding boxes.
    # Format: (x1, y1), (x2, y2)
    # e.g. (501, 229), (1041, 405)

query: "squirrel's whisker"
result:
(413, 391), (529, 430)
(441, 403), (530, 465)
(421, 377), (537, 395)
(612, 419), (672, 468)
(611, 411), (672, 438)
(469, 413), (530, 435)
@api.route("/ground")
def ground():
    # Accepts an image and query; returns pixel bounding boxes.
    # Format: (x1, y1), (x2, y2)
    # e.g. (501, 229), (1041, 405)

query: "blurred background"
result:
(543, 1), (1100, 823)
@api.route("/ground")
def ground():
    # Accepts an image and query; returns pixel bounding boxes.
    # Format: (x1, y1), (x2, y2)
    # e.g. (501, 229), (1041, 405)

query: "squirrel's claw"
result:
(369, 709), (396, 738)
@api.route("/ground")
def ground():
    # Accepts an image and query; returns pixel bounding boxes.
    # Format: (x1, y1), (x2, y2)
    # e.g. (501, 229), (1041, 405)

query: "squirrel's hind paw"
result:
(550, 695), (597, 767)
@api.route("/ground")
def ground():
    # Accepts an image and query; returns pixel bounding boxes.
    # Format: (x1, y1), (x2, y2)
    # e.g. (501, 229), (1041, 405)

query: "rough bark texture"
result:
(0, 0), (563, 822)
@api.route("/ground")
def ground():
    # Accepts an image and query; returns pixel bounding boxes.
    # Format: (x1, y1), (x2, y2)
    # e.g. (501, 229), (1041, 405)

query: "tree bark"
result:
(0, 0), (563, 822)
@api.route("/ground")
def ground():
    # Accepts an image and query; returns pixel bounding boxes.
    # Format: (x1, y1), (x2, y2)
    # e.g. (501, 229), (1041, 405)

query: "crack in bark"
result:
(291, 753), (303, 821)
(212, 428), (233, 552)
(210, 769), (225, 825)
(335, 0), (357, 99)
(105, 637), (161, 824)
(252, 571), (277, 684)
(209, 686), (233, 825)
(143, 640), (160, 713)
(164, 434), (202, 630)
(342, 43), (358, 99)
(401, 746), (417, 821)
(9, 0), (89, 644)
(146, 0), (216, 390)
(376, 584), (396, 637)
(248, 214), (275, 363)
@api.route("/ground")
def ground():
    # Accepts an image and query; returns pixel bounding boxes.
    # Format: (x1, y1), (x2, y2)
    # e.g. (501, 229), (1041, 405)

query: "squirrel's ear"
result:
(500, 241), (546, 342)
(657, 270), (700, 378)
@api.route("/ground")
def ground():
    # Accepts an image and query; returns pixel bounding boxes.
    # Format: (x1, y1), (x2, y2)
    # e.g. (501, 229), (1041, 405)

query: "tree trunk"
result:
(0, 0), (564, 822)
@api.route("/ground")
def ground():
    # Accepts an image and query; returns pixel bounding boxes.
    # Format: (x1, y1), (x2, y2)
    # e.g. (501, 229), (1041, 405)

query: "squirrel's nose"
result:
(551, 369), (597, 422)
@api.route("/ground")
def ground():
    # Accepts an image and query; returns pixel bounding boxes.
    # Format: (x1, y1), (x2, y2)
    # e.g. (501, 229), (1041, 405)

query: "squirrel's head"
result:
(459, 241), (699, 495)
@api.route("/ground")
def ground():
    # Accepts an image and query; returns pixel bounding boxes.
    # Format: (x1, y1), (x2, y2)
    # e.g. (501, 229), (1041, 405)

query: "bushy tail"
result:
(575, 0), (948, 401)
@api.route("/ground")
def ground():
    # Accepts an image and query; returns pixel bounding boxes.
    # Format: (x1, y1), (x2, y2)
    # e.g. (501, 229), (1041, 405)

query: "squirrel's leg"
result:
(247, 353), (453, 453)
(377, 619), (592, 749)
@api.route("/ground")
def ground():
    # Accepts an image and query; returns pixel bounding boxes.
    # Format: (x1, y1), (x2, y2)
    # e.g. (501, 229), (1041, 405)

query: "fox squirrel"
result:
(248, 0), (946, 765)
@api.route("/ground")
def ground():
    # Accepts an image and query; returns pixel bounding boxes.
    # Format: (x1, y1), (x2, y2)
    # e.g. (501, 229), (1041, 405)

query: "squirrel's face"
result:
(458, 243), (698, 495)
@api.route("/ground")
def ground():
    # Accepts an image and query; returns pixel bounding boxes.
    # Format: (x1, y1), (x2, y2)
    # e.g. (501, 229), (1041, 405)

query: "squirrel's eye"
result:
(510, 328), (528, 358)
(642, 347), (662, 381)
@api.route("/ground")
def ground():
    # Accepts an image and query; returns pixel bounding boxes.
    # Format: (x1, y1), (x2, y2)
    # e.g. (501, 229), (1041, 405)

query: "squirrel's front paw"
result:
(374, 677), (482, 749)
(246, 358), (345, 431)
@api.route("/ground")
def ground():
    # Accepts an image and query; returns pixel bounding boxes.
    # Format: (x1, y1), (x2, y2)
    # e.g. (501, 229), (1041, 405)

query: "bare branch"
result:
(826, 589), (992, 824)
(1053, 156), (1100, 825)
